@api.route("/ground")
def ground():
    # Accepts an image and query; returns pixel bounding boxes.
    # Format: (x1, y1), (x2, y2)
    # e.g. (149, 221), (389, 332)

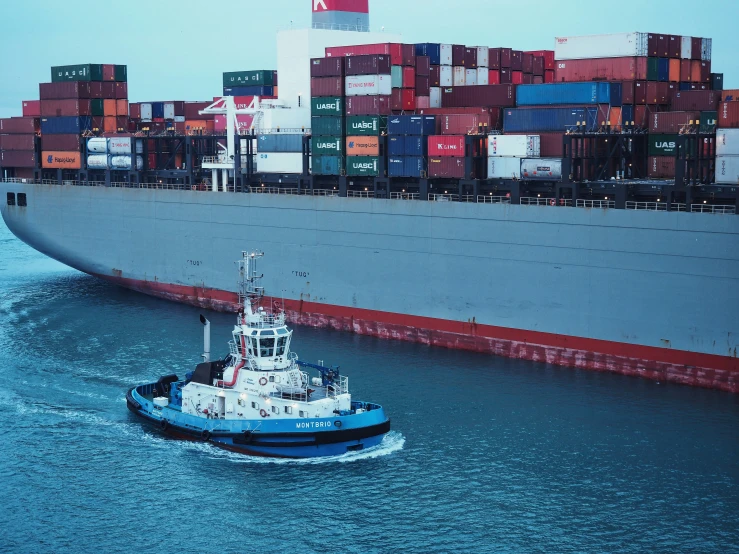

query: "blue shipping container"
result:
(388, 156), (426, 177)
(223, 86), (274, 96)
(503, 107), (599, 132)
(388, 136), (405, 156)
(40, 116), (92, 135)
(621, 105), (634, 125)
(312, 155), (342, 175)
(257, 134), (304, 153)
(403, 136), (424, 156)
(388, 157), (406, 177)
(387, 115), (437, 135)
(658, 59), (669, 83)
(415, 43), (441, 65)
(152, 102), (164, 119)
(516, 82), (611, 106)
(679, 82), (692, 91)
(609, 83), (622, 107)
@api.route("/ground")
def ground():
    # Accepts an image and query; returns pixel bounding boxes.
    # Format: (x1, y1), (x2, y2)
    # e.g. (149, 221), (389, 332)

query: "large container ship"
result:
(1, 2), (738, 392)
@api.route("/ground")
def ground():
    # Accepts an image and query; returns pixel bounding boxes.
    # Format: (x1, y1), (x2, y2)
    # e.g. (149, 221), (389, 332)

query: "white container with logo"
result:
(345, 75), (392, 96)
(520, 158), (562, 180)
(107, 137), (132, 155)
(554, 32), (648, 60)
(256, 152), (303, 174)
(488, 135), (540, 157)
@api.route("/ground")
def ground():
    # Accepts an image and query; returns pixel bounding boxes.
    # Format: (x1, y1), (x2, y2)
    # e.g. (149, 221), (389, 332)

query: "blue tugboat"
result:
(127, 251), (391, 458)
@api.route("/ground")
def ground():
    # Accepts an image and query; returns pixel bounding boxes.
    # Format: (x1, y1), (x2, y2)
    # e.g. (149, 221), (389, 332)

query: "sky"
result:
(0, 0), (736, 118)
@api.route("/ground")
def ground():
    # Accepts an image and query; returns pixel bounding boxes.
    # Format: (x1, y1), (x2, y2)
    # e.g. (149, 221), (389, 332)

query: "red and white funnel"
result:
(312, 0), (370, 32)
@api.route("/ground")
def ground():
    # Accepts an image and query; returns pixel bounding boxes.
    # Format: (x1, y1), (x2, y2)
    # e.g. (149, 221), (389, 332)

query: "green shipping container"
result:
(223, 70), (275, 87)
(91, 99), (105, 116)
(51, 64), (103, 82)
(346, 156), (380, 176)
(391, 66), (403, 88)
(346, 115), (386, 136)
(699, 110), (717, 133)
(648, 134), (679, 156)
(311, 135), (344, 155)
(114, 65), (127, 82)
(311, 96), (343, 116)
(312, 116), (344, 136)
(312, 155), (344, 175)
(646, 58), (659, 82)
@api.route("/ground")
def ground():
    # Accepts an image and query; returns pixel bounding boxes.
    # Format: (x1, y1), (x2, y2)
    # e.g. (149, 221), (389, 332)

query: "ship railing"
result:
(460, 194), (476, 203)
(311, 22), (371, 32)
(576, 199), (616, 209)
(477, 195), (511, 204)
(347, 190), (374, 198)
(41, 179), (59, 185)
(520, 196), (556, 206)
(625, 201), (688, 212)
(248, 186), (300, 195)
(1, 177), (33, 184)
(690, 204), (736, 214)
(389, 192), (420, 200)
(309, 189), (339, 197)
(429, 193), (459, 202)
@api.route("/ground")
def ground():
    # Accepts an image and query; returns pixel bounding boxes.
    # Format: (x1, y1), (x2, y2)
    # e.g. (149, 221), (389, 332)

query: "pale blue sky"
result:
(0, 0), (735, 118)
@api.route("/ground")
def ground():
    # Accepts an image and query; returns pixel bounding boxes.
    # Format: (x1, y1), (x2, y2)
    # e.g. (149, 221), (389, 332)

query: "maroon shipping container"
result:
(691, 37), (702, 60)
(428, 156), (465, 178)
(91, 116), (104, 130)
(452, 45), (465, 66)
(657, 35), (669, 57)
(488, 48), (501, 70)
(39, 81), (91, 100)
(184, 102), (212, 119)
(671, 90), (720, 111)
(22, 100), (41, 117)
(416, 107), (495, 115)
(525, 50), (555, 70)
(391, 89), (416, 111)
(115, 116), (128, 130)
(699, 61), (711, 83)
(416, 56), (430, 76)
(441, 85), (515, 108)
(129, 103), (141, 119)
(622, 81), (635, 104)
(464, 48), (477, 69)
(41, 134), (81, 151)
(499, 48), (512, 68)
(522, 53), (533, 74)
(533, 76), (544, 84)
(102, 64), (115, 81)
(0, 134), (35, 151)
(680, 59), (692, 82)
(634, 81), (647, 104)
(648, 156), (676, 178)
(0, 150), (36, 168)
(40, 99), (91, 117)
(510, 50), (523, 71)
(657, 83), (671, 105)
(325, 43), (391, 58)
(649, 111), (700, 132)
(718, 102), (739, 128)
(532, 56), (544, 76)
(345, 54), (391, 75)
(310, 57), (345, 77)
(345, 95), (392, 115)
(415, 75), (430, 96)
(310, 77), (343, 96)
(647, 34), (658, 57)
(389, 44), (415, 66)
(508, 132), (564, 157)
(438, 113), (495, 134)
(645, 82), (658, 104)
(668, 35), (681, 58)
(429, 65), (440, 87)
(500, 69), (512, 84)
(556, 57), (647, 82)
(102, 82), (116, 98)
(114, 82), (128, 100)
(172, 101), (185, 116)
(521, 74), (532, 85)
(89, 82), (103, 99)
(0, 117), (38, 134)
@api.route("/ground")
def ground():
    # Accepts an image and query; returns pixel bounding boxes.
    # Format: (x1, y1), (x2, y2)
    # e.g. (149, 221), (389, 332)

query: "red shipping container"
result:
(22, 100), (41, 117)
(699, 61), (711, 83)
(345, 54), (391, 75)
(648, 156), (676, 178)
(391, 88), (415, 111)
(522, 53), (533, 74)
(500, 69), (512, 84)
(680, 59), (692, 82)
(184, 102), (214, 119)
(389, 44), (415, 66)
(103, 99), (117, 116)
(415, 75), (430, 96)
(671, 90), (720, 111)
(532, 56), (544, 76)
(646, 82), (658, 104)
(427, 156), (465, 178)
(441, 85), (515, 108)
(544, 70), (555, 83)
(326, 43), (390, 58)
(668, 35), (681, 58)
(634, 81), (647, 104)
(0, 151), (36, 168)
(668, 59), (680, 82)
(310, 76), (343, 96)
(499, 48), (512, 68)
(656, 83), (670, 105)
(555, 57), (647, 82)
(718, 102), (739, 128)
(525, 50), (555, 70)
(114, 82), (128, 99)
(116, 99), (128, 116)
(621, 81), (635, 104)
(41, 134), (80, 151)
(428, 135), (465, 156)
(402, 67), (415, 88)
(464, 48), (477, 69)
(690, 61), (706, 83)
(439, 114), (494, 135)
(40, 99), (91, 117)
(691, 37), (702, 60)
(129, 103), (141, 119)
(512, 71), (523, 85)
(345, 95), (392, 115)
(89, 82), (103, 99)
(488, 48), (501, 70)
(649, 111), (700, 132)
(310, 57), (345, 77)
(39, 81), (91, 100)
(488, 70), (500, 85)
(533, 132), (564, 157)
(102, 117), (116, 132)
(429, 66), (440, 86)
(0, 134), (35, 150)
(416, 96), (430, 109)
(510, 51), (523, 71)
(416, 56), (430, 76)
(102, 64), (115, 81)
(0, 117), (39, 134)
(452, 45), (465, 66)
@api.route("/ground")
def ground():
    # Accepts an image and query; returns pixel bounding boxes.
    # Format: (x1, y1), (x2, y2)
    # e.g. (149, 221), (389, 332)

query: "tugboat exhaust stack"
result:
(200, 314), (210, 363)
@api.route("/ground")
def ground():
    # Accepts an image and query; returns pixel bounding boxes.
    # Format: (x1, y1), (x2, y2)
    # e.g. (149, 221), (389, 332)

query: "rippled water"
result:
(0, 218), (737, 553)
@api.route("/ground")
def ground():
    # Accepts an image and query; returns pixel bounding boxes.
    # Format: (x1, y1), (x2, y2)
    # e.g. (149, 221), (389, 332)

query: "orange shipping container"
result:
(668, 59), (680, 83)
(346, 135), (380, 156)
(103, 99), (117, 116)
(608, 106), (622, 130)
(103, 116), (116, 132)
(721, 89), (739, 102)
(690, 60), (702, 83)
(116, 99), (128, 116)
(41, 151), (81, 169)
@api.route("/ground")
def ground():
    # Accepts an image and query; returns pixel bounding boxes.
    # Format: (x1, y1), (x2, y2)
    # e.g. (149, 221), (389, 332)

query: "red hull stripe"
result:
(95, 274), (738, 393)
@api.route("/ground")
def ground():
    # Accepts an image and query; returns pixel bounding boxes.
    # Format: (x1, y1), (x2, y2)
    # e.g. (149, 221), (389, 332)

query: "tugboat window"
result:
(260, 337), (275, 357)
(276, 336), (288, 356)
(285, 406), (293, 415)
(251, 402), (258, 409)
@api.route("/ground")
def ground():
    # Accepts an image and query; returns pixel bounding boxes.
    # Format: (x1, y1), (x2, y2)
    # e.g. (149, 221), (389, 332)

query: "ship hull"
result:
(2, 182), (738, 392)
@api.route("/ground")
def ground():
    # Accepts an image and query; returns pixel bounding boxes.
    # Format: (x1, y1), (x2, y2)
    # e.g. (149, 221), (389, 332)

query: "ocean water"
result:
(0, 218), (737, 554)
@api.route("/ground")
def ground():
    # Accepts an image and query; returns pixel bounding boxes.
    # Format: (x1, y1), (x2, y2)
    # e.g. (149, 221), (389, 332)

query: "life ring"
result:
(334, 420), (342, 428)
(259, 377), (268, 386)
(259, 409), (268, 418)
(201, 429), (211, 440)
(160, 418), (169, 430)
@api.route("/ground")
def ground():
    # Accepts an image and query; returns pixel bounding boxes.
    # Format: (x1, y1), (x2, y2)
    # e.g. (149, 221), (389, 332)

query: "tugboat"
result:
(126, 251), (391, 458)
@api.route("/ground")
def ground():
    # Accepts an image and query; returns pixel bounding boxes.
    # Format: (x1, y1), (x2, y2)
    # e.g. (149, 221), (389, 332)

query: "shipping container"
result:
(416, 95), (430, 109)
(439, 113), (494, 135)
(114, 65), (127, 82)
(345, 75), (392, 96)
(39, 82), (91, 100)
(441, 85), (515, 108)
(103, 99), (117, 117)
(391, 89), (416, 111)
(403, 136), (425, 156)
(715, 156), (739, 184)
(0, 134), (34, 151)
(520, 158), (562, 180)
(51, 64), (103, 82)
(488, 70), (500, 85)
(223, 86), (275, 97)
(464, 48), (478, 69)
(22, 100), (40, 118)
(671, 90), (719, 111)
(657, 58), (669, 82)
(312, 155), (344, 176)
(428, 135), (465, 157)
(488, 48), (501, 70)
(311, 135), (344, 155)
(311, 77), (344, 97)
(701, 38), (712, 61)
(415, 43), (441, 65)
(415, 75), (430, 96)
(389, 44), (415, 66)
(465, 69), (478, 86)
(387, 115), (436, 135)
(721, 90), (739, 102)
(114, 82), (128, 100)
(718, 102), (739, 128)
(526, 50), (555, 70)
(487, 156), (521, 179)
(41, 151), (81, 169)
(430, 87), (441, 108)
(680, 36), (692, 59)
(554, 32), (648, 60)
(108, 137), (132, 155)
(346, 136), (379, 156)
(555, 57), (647, 82)
(326, 43), (391, 58)
(510, 51), (523, 71)
(453, 67), (466, 86)
(310, 57), (345, 77)
(40, 99), (91, 117)
(346, 115), (386, 135)
(699, 111), (717, 133)
(140, 103), (153, 121)
(716, 129), (739, 156)
(311, 96), (343, 116)
(680, 59), (692, 82)
(346, 156), (380, 176)
(403, 67), (416, 88)
(511, 72), (523, 85)
(516, 82), (612, 106)
(345, 54), (392, 76)
(391, 66), (403, 88)
(388, 136), (405, 156)
(223, 70), (274, 87)
(503, 107), (598, 132)
(648, 111), (700, 133)
(647, 156), (676, 178)
(668, 59), (680, 82)
(41, 134), (80, 152)
(521, 53), (533, 74)
(488, 135), (540, 157)
(40, 116), (91, 135)
(711, 73), (724, 91)
(86, 137), (107, 153)
(647, 134), (679, 156)
(256, 152), (302, 174)
(428, 157), (464, 178)
(452, 45), (465, 66)
(345, 95), (392, 115)
(388, 156), (425, 178)
(0, 151), (36, 168)
(439, 66), (453, 86)
(544, 70), (554, 83)
(257, 134), (304, 152)
(416, 56), (430, 76)
(532, 56), (544, 76)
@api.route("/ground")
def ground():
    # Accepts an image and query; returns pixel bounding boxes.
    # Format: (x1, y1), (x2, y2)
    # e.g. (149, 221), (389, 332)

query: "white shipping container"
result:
(140, 103), (152, 121)
(108, 137), (131, 155)
(715, 156), (739, 184)
(440, 44), (453, 65)
(86, 137), (107, 153)
(163, 102), (175, 120)
(439, 66), (453, 86)
(680, 36), (692, 60)
(453, 66), (466, 86)
(476, 68), (489, 86)
(465, 69), (477, 86)
(701, 38), (712, 61)
(345, 74), (392, 96)
(429, 87), (441, 108)
(476, 46), (489, 68)
(716, 130), (739, 157)
(488, 135), (541, 157)
(554, 32), (648, 60)
(87, 154), (108, 169)
(135, 140), (143, 154)
(487, 156), (521, 179)
(520, 158), (562, 180)
(256, 152), (303, 174)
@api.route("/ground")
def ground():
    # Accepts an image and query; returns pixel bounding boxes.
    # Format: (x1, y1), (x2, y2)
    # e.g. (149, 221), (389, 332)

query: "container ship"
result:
(1, 1), (738, 392)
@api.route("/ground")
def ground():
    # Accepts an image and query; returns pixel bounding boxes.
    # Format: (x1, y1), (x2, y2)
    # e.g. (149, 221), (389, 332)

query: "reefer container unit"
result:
(311, 97), (344, 116)
(310, 57), (345, 77)
(223, 70), (275, 87)
(487, 156), (521, 179)
(311, 77), (344, 97)
(346, 115), (386, 135)
(346, 136), (380, 156)
(427, 157), (464, 178)
(345, 55), (392, 76)
(716, 129), (739, 156)
(520, 158), (563, 180)
(346, 156), (380, 176)
(345, 75), (392, 96)
(488, 135), (540, 157)
(387, 115), (436, 135)
(441, 85), (516, 108)
(257, 134), (304, 153)
(0, 151), (36, 168)
(554, 33), (649, 60)
(516, 82), (612, 106)
(0, 118), (38, 134)
(51, 64), (103, 82)
(503, 107), (598, 132)
(715, 156), (739, 183)
(256, 153), (302, 174)
(428, 135), (465, 157)
(671, 90), (720, 111)
(345, 96), (392, 115)
(41, 134), (80, 152)
(312, 155), (344, 176)
(311, 136), (344, 155)
(555, 57), (647, 82)
(648, 111), (700, 133)
(0, 134), (35, 151)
